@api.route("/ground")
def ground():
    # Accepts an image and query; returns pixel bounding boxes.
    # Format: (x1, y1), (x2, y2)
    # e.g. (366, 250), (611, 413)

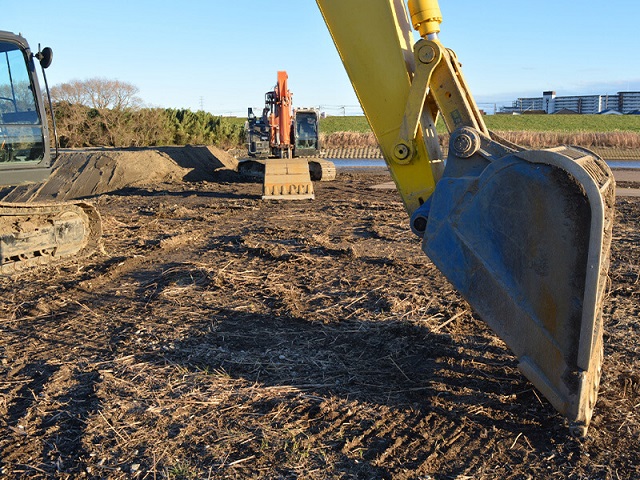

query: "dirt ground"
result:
(0, 149), (639, 479)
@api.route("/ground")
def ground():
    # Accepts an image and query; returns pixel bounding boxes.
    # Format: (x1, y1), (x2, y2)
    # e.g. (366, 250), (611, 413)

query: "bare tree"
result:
(48, 77), (244, 148)
(51, 77), (142, 110)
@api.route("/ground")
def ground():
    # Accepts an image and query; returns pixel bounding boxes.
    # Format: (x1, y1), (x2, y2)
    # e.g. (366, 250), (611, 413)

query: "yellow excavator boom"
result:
(317, 0), (441, 214)
(317, 0), (615, 436)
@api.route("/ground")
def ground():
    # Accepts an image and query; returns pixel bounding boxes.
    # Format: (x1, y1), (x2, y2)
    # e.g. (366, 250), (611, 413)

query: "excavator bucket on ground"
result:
(263, 158), (315, 200)
(414, 138), (615, 436)
(317, 0), (615, 435)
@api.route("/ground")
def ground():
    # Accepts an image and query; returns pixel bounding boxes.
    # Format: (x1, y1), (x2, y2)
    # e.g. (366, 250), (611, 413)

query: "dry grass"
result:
(322, 130), (640, 150)
(492, 130), (640, 149)
(320, 131), (379, 148)
(1, 168), (638, 479)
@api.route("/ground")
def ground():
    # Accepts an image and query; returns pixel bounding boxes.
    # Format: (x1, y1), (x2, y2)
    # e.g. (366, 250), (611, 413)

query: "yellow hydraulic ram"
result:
(317, 0), (615, 436)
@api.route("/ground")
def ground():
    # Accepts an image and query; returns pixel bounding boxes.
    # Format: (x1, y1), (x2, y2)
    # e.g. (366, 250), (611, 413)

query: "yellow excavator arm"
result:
(317, 0), (615, 436)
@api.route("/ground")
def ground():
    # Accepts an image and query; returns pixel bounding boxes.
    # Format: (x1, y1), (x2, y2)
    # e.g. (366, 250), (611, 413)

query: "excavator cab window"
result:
(295, 112), (318, 150)
(0, 41), (45, 164)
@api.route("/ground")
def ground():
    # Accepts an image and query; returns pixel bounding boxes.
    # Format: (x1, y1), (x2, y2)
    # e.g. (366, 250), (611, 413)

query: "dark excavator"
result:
(0, 31), (101, 274)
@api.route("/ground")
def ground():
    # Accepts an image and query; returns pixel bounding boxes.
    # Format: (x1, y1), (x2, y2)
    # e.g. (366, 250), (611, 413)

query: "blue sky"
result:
(5, 1), (640, 116)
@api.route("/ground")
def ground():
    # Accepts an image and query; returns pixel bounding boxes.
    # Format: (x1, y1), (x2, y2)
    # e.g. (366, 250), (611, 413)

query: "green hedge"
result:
(53, 104), (245, 148)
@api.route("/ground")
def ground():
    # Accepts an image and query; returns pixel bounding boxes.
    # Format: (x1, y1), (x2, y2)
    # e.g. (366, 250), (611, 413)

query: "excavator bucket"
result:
(316, 0), (615, 435)
(262, 158), (315, 200)
(414, 141), (615, 435)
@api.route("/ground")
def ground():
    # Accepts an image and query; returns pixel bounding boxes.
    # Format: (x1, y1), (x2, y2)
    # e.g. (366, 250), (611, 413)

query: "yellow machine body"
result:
(317, 0), (615, 436)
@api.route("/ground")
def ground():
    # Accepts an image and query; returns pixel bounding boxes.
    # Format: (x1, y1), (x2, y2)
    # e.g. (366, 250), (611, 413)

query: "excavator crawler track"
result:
(0, 201), (102, 274)
(309, 159), (337, 181)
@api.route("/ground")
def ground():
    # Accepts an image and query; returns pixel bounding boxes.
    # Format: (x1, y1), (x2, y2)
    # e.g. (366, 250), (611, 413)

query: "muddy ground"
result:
(0, 150), (639, 479)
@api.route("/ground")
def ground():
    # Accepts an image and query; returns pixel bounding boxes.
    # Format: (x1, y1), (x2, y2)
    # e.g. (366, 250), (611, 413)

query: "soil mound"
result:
(2, 145), (239, 202)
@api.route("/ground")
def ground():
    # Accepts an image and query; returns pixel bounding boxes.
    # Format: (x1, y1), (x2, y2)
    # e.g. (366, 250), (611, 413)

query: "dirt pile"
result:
(2, 145), (238, 202)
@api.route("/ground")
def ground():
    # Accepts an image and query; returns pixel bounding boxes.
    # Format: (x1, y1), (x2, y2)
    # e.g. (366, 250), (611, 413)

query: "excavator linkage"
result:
(317, 0), (615, 435)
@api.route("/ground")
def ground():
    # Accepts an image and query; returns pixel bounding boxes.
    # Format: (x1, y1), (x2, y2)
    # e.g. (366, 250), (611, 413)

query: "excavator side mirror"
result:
(35, 47), (53, 69)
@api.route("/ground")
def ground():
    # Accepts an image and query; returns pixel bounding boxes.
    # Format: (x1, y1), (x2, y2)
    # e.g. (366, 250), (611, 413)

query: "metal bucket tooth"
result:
(418, 140), (614, 435)
(262, 158), (315, 200)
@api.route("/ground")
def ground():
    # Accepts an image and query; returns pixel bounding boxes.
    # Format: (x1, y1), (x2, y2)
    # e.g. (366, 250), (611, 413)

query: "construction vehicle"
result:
(317, 0), (614, 436)
(241, 71), (335, 200)
(0, 31), (101, 274)
(246, 106), (322, 160)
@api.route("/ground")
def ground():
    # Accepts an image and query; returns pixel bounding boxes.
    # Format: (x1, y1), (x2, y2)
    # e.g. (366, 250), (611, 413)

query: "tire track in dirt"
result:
(37, 367), (100, 473)
(77, 232), (206, 293)
(0, 361), (60, 475)
(0, 225), (212, 476)
(341, 410), (411, 458)
(0, 364), (100, 476)
(1, 361), (59, 432)
(408, 420), (468, 476)
(300, 398), (481, 479)
(359, 411), (470, 478)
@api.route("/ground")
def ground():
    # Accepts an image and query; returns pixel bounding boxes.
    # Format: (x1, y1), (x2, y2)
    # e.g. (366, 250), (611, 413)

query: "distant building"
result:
(620, 92), (640, 113)
(500, 91), (640, 114)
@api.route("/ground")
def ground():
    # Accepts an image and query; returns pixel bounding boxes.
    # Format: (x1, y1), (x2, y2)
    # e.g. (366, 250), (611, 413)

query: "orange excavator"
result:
(242, 71), (335, 200)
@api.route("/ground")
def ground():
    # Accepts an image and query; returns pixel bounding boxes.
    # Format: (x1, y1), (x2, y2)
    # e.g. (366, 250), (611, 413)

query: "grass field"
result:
(225, 114), (640, 149)
(484, 114), (640, 133)
(226, 114), (640, 134)
(319, 114), (640, 134)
